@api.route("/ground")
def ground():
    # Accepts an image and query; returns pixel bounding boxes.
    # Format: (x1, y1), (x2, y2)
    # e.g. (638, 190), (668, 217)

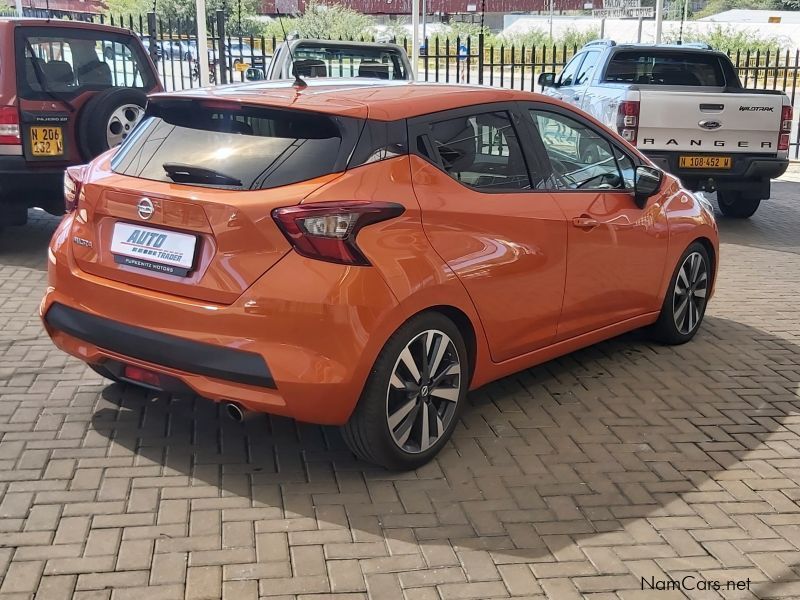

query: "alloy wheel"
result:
(386, 329), (462, 454)
(673, 251), (708, 335)
(107, 104), (144, 147)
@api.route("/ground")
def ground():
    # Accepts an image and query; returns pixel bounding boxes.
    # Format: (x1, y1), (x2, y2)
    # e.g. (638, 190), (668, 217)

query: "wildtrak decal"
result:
(739, 106), (775, 112)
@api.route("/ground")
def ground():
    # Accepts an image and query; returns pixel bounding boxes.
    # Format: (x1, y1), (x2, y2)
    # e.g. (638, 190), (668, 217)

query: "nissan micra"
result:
(42, 80), (719, 469)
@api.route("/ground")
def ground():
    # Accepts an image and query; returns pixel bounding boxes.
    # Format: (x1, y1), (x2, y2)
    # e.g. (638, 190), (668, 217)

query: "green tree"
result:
(289, 1), (376, 40)
(664, 24), (785, 52)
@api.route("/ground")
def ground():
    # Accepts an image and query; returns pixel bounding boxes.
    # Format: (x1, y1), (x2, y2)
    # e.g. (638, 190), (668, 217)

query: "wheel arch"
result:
(693, 235), (718, 297)
(424, 304), (477, 387)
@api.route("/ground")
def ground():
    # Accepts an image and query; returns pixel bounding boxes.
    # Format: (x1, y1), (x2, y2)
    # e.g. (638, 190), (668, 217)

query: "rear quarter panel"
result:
(302, 155), (491, 390)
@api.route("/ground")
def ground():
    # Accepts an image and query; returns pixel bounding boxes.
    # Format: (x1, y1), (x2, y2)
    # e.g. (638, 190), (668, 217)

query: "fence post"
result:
(147, 12), (158, 64)
(216, 9), (228, 85)
(478, 33), (484, 85)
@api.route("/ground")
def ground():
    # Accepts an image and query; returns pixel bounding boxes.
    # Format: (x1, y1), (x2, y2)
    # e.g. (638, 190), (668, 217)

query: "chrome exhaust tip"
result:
(225, 402), (244, 422)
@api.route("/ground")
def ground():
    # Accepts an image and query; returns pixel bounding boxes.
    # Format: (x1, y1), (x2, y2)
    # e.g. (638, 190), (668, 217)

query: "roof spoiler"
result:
(583, 39), (616, 49)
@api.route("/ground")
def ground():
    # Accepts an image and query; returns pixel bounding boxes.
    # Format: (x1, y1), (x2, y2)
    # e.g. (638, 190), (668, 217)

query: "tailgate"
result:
(69, 164), (337, 305)
(637, 90), (782, 154)
(69, 97), (362, 305)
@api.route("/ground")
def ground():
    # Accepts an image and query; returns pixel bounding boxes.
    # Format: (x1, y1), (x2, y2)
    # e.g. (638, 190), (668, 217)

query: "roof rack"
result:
(583, 39), (616, 48)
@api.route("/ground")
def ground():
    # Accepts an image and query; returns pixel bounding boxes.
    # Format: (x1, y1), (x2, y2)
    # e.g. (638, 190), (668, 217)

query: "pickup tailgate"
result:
(637, 90), (782, 154)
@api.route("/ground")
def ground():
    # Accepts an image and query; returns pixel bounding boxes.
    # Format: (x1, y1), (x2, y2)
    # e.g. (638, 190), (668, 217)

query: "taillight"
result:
(64, 164), (88, 213)
(272, 201), (405, 266)
(616, 100), (640, 144)
(0, 106), (20, 145)
(779, 104), (793, 152)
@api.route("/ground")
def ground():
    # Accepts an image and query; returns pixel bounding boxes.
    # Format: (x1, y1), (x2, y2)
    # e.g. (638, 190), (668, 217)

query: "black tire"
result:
(341, 312), (469, 470)
(650, 242), (711, 345)
(76, 88), (147, 160)
(717, 191), (760, 218)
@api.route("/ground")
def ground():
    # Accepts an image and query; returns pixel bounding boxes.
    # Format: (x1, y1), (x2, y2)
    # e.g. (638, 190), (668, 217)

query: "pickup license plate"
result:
(29, 126), (64, 157)
(110, 222), (197, 277)
(679, 155), (732, 169)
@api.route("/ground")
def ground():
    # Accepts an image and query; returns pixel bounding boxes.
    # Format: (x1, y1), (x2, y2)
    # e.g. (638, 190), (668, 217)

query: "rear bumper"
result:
(41, 214), (400, 425)
(0, 155), (65, 207)
(44, 303), (275, 388)
(644, 151), (788, 194)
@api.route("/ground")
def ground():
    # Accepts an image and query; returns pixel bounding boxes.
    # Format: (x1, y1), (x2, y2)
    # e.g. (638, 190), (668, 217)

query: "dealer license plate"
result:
(29, 126), (64, 157)
(110, 222), (197, 277)
(678, 155), (732, 169)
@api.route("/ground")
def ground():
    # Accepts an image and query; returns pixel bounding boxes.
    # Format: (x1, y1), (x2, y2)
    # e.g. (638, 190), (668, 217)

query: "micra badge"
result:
(73, 236), (92, 248)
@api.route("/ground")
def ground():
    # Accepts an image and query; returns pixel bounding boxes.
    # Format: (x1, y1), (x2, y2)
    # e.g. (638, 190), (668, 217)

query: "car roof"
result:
(150, 80), (543, 121)
(0, 17), (134, 36)
(284, 39), (407, 53)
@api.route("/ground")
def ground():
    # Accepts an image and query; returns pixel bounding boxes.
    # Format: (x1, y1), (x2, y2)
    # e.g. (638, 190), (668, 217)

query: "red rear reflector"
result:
(779, 133), (790, 152)
(123, 365), (161, 387)
(0, 106), (21, 145)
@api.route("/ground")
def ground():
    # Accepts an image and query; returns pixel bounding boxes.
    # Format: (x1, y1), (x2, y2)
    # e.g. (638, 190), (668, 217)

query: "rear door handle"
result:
(572, 216), (598, 229)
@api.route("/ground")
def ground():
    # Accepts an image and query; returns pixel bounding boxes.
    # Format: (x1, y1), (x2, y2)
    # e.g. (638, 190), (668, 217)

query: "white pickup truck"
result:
(538, 41), (791, 218)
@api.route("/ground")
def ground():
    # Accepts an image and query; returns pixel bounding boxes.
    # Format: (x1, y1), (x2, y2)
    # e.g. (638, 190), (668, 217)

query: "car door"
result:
(547, 52), (585, 106)
(522, 104), (670, 341)
(571, 50), (601, 109)
(408, 104), (568, 363)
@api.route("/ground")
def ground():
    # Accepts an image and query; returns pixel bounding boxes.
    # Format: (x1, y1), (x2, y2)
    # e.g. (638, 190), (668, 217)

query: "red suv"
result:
(0, 18), (161, 227)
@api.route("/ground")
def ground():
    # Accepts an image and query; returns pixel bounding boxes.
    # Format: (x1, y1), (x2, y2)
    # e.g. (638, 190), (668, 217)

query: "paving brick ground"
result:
(0, 180), (799, 600)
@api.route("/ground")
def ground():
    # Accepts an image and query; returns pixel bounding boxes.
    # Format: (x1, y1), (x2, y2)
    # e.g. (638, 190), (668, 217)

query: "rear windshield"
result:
(290, 43), (408, 80)
(603, 51), (726, 86)
(15, 26), (156, 99)
(110, 100), (361, 190)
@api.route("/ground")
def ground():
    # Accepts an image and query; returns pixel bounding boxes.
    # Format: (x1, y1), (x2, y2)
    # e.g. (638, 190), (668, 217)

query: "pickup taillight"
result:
(616, 100), (640, 144)
(0, 106), (21, 146)
(779, 104), (792, 152)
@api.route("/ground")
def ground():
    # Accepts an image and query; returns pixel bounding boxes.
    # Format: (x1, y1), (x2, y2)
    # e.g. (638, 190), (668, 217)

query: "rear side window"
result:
(291, 43), (408, 80)
(604, 51), (725, 86)
(111, 101), (360, 190)
(426, 111), (532, 191)
(15, 27), (156, 99)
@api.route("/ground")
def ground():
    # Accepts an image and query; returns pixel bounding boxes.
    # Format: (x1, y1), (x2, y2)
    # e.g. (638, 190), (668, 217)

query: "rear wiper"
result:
(162, 163), (242, 187)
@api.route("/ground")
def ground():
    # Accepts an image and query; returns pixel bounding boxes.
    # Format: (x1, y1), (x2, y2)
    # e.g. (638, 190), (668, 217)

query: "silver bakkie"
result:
(539, 40), (790, 218)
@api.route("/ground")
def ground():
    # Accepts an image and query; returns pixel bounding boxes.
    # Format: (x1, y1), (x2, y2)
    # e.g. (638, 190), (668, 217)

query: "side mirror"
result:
(245, 67), (264, 81)
(634, 165), (663, 207)
(538, 72), (557, 88)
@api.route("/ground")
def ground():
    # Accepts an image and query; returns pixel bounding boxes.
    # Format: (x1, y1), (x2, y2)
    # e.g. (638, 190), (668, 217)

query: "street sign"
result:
(593, 0), (654, 18)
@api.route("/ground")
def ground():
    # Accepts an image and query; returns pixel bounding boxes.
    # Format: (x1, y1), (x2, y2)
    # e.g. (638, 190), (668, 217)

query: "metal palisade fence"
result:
(93, 12), (800, 158)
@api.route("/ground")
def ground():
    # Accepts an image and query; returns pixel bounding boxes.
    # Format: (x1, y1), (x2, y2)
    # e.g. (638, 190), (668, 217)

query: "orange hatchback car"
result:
(42, 81), (718, 469)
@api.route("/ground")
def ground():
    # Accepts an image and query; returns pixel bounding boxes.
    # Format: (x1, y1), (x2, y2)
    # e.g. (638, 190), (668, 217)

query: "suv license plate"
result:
(679, 155), (732, 169)
(29, 126), (64, 157)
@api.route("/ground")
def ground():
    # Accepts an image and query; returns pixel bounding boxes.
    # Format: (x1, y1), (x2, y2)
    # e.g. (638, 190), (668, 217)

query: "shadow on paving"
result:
(0, 209), (62, 270)
(711, 182), (800, 255)
(89, 314), (800, 597)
